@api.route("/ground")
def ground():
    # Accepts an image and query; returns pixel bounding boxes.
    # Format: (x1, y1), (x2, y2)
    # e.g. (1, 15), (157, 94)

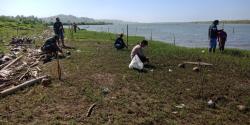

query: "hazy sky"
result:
(1, 0), (250, 22)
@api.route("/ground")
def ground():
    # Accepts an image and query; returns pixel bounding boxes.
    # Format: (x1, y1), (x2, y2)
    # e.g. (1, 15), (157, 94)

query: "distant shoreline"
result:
(192, 20), (250, 24)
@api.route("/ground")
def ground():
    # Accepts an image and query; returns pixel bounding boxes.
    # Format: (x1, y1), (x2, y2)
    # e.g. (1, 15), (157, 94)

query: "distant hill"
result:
(41, 14), (95, 24)
(41, 14), (134, 24)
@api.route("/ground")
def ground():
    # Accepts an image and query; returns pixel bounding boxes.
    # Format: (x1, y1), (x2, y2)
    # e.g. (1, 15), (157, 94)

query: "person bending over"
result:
(131, 40), (149, 63)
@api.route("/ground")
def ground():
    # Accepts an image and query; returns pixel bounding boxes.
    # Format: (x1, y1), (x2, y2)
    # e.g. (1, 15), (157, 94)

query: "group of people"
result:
(114, 33), (149, 69)
(112, 19), (228, 70)
(40, 18), (227, 66)
(208, 20), (228, 53)
(41, 17), (65, 63)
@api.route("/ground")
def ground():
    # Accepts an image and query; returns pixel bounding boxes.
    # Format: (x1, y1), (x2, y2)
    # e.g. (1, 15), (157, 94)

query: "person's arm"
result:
(121, 39), (128, 48)
(56, 40), (63, 53)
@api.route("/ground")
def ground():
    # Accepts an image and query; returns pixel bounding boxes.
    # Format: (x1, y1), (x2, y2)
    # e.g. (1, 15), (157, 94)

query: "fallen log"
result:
(0, 75), (47, 97)
(86, 103), (97, 117)
(0, 55), (23, 71)
(184, 61), (213, 66)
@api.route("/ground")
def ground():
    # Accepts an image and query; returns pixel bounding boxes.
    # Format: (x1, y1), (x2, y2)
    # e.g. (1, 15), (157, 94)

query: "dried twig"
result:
(18, 69), (30, 81)
(86, 103), (97, 117)
(184, 61), (213, 66)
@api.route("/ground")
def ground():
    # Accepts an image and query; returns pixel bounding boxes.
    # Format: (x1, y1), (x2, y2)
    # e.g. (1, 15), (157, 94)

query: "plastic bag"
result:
(129, 55), (144, 70)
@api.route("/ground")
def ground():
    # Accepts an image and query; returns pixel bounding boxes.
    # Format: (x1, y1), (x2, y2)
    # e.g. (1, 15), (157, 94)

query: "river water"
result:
(78, 23), (250, 50)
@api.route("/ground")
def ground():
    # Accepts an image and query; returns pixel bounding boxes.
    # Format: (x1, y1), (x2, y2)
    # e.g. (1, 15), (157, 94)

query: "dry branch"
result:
(86, 103), (97, 117)
(0, 75), (47, 97)
(184, 61), (213, 66)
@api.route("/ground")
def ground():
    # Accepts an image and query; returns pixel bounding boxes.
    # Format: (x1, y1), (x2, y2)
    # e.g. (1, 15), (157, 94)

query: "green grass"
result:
(0, 19), (45, 53)
(0, 24), (250, 124)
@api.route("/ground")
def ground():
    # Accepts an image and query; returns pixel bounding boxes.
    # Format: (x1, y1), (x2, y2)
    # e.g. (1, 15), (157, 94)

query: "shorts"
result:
(210, 38), (217, 49)
(56, 32), (64, 40)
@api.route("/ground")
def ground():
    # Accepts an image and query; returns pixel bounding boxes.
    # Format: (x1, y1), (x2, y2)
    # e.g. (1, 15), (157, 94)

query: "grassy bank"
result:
(0, 24), (250, 124)
(0, 18), (45, 52)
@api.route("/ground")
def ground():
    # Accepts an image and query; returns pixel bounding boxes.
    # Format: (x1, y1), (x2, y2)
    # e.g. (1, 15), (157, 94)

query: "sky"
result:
(1, 0), (250, 23)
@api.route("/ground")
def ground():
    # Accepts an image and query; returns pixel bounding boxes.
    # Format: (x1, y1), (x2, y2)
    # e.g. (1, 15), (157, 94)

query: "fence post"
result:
(173, 33), (176, 45)
(127, 24), (129, 48)
(150, 29), (153, 41)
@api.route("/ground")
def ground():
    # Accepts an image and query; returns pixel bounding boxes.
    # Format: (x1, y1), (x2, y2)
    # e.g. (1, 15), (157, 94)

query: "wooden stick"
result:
(86, 103), (96, 117)
(0, 75), (47, 97)
(184, 61), (213, 66)
(56, 52), (62, 80)
(18, 69), (30, 81)
(126, 24), (129, 48)
(0, 55), (23, 71)
(30, 61), (39, 68)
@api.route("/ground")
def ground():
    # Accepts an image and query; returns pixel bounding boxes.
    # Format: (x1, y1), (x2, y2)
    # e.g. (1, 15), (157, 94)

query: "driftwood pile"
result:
(0, 38), (48, 97)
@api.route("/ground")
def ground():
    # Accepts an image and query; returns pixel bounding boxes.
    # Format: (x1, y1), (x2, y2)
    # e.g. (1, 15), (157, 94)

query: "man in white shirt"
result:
(131, 40), (149, 63)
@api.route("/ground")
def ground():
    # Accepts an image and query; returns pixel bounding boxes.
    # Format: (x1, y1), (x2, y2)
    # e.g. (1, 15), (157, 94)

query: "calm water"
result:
(79, 23), (250, 50)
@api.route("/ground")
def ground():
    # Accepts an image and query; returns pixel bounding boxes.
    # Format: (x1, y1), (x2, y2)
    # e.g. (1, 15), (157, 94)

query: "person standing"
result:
(73, 22), (78, 33)
(53, 17), (66, 47)
(208, 20), (219, 53)
(218, 29), (227, 52)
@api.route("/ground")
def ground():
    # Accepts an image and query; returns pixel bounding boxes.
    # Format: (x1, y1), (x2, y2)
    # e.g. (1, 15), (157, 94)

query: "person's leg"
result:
(213, 48), (216, 53)
(219, 41), (222, 52)
(209, 48), (212, 53)
(115, 44), (124, 50)
(209, 39), (213, 53)
(222, 41), (225, 52)
(212, 38), (217, 53)
(138, 55), (149, 63)
(59, 33), (66, 47)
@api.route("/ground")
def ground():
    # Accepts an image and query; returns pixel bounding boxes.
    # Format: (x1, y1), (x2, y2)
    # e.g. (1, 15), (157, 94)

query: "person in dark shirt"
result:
(114, 33), (127, 50)
(53, 17), (66, 47)
(41, 35), (63, 63)
(208, 20), (219, 53)
(218, 29), (227, 52)
(73, 22), (78, 33)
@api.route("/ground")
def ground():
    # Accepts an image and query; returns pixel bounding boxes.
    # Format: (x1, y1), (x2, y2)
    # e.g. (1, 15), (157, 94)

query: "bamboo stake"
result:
(126, 24), (129, 48)
(57, 52), (62, 80)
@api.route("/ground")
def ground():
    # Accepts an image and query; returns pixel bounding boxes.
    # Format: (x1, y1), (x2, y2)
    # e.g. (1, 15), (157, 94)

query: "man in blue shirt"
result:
(208, 20), (219, 53)
(114, 33), (127, 50)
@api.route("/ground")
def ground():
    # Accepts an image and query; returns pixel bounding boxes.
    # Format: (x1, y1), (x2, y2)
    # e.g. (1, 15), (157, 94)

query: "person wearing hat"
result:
(208, 20), (219, 53)
(53, 17), (66, 47)
(114, 33), (127, 50)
